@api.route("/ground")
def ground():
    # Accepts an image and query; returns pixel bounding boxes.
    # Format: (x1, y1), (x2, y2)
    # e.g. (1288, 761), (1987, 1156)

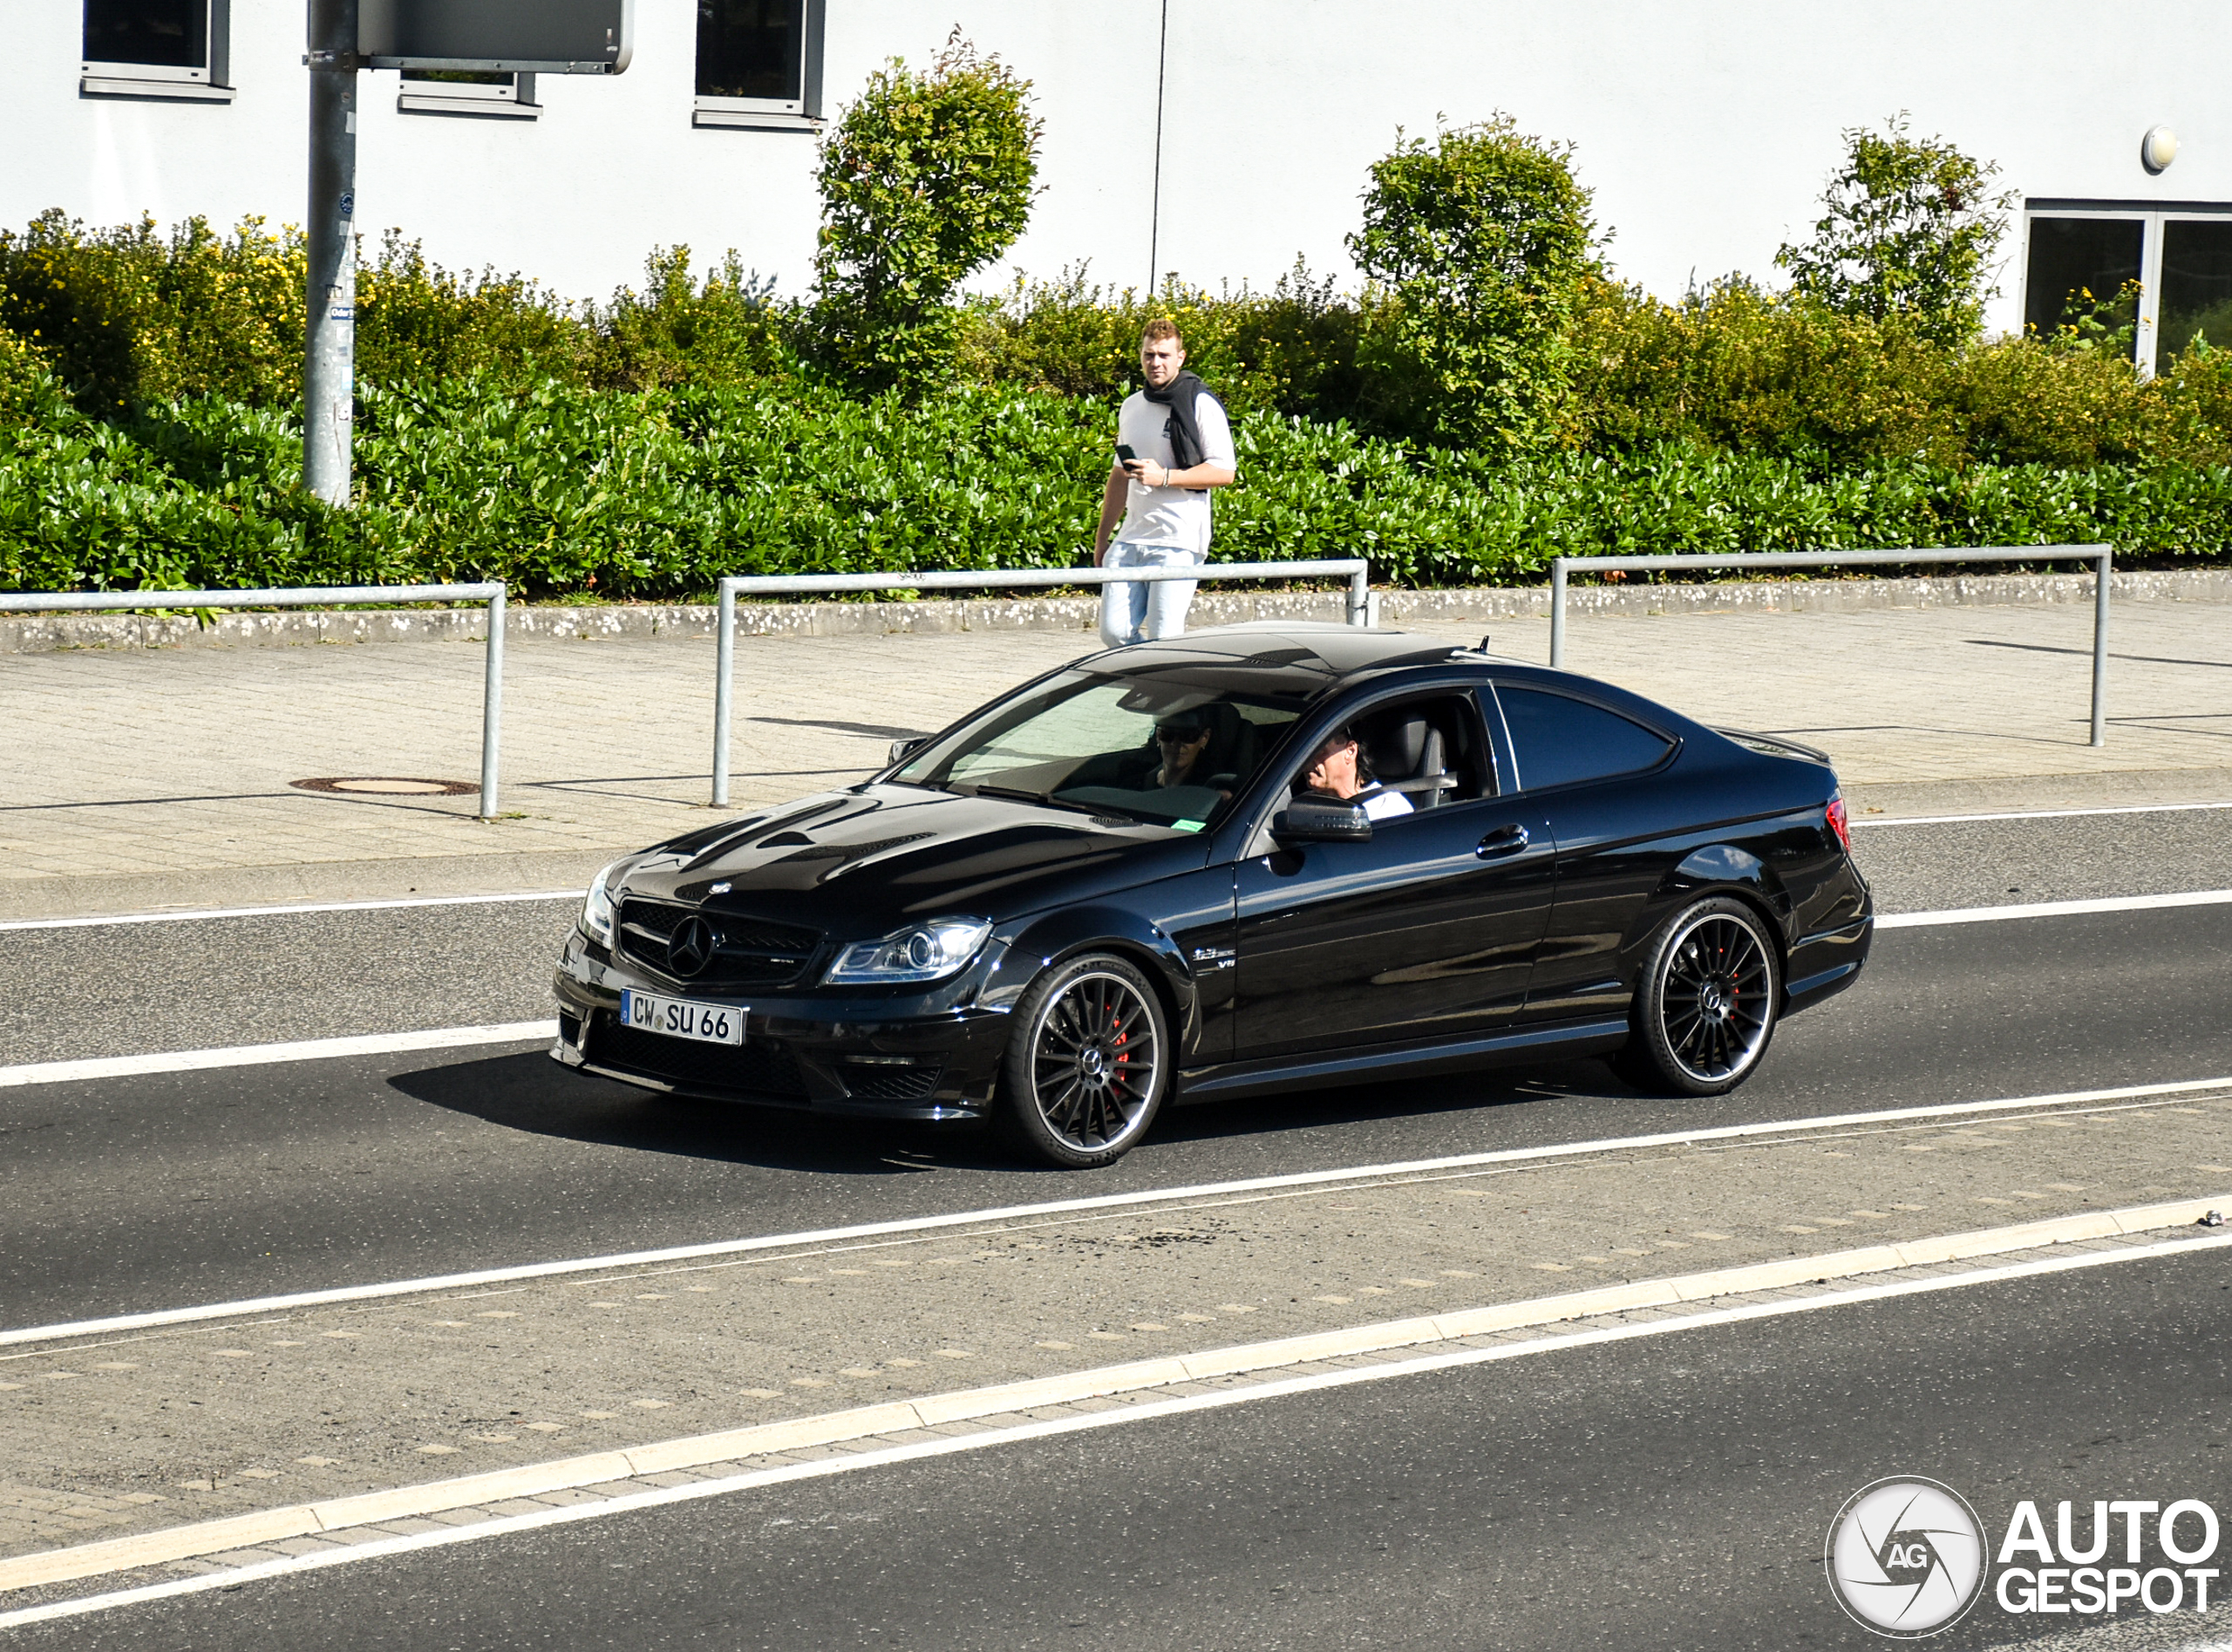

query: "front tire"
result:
(1621, 897), (1780, 1096)
(996, 953), (1170, 1168)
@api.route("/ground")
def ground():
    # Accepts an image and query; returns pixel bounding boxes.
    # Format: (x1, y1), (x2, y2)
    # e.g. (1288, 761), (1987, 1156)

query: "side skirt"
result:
(1174, 1016), (1632, 1105)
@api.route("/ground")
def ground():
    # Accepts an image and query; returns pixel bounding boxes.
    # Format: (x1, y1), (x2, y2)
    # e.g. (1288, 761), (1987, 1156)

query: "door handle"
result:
(1476, 824), (1530, 859)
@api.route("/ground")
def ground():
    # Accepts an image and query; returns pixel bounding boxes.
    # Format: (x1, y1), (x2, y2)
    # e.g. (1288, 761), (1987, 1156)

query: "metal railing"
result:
(710, 559), (1372, 806)
(1548, 546), (2115, 747)
(0, 583), (510, 816)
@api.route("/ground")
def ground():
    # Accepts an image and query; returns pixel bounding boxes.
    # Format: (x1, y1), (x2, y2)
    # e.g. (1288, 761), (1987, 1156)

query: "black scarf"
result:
(1142, 371), (1223, 488)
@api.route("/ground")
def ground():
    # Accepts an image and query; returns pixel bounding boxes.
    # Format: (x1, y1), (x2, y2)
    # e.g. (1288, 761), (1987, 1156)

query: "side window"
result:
(1494, 686), (1671, 791)
(1276, 693), (1488, 818)
(695, 0), (825, 130)
(82, 0), (232, 100)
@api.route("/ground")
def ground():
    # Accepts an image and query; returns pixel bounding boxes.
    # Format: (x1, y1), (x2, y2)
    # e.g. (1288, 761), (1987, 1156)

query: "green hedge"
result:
(10, 213), (2232, 598)
(6, 372), (2229, 598)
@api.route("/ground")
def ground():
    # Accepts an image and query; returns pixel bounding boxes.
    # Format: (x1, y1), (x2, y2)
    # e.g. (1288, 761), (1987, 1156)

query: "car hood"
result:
(615, 785), (1204, 936)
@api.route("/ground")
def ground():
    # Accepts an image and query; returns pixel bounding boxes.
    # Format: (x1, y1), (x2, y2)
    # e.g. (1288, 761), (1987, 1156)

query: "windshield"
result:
(892, 670), (1304, 831)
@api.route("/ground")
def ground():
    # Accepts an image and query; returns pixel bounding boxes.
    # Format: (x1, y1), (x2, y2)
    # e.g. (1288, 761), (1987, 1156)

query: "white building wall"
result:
(5, 2), (2228, 336)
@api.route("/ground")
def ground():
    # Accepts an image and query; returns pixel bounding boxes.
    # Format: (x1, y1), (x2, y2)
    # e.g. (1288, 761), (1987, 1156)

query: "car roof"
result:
(1079, 623), (1469, 704)
(1077, 624), (1736, 746)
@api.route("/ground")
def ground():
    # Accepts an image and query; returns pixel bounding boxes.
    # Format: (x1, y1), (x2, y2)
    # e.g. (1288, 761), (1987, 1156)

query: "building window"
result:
(2160, 220), (2232, 361)
(81, 0), (233, 100)
(398, 68), (541, 120)
(2023, 202), (2232, 375)
(694, 0), (824, 130)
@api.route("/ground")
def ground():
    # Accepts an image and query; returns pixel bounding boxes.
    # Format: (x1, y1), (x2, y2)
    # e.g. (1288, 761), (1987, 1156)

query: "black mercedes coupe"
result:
(551, 624), (1872, 1167)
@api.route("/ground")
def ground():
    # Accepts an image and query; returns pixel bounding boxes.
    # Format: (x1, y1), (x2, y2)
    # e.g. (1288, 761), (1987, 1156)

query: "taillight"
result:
(1825, 794), (1853, 853)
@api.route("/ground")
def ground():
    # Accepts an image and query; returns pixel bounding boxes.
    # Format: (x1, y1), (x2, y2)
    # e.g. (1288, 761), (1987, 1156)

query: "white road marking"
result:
(0, 891), (584, 933)
(1, 881), (2216, 1097)
(5, 1073), (2228, 1349)
(1876, 889), (2232, 928)
(0, 1023), (555, 1091)
(1854, 799), (2232, 827)
(8, 1227), (2229, 1630)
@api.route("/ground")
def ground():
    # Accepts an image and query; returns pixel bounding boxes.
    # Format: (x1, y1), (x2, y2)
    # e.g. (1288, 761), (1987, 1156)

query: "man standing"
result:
(1092, 320), (1237, 647)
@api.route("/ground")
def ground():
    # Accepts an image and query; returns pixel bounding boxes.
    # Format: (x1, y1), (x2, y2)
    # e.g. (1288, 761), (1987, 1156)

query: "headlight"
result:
(579, 860), (623, 947)
(825, 918), (994, 985)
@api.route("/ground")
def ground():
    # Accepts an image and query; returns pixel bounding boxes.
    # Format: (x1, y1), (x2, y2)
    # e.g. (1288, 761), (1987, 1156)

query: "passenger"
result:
(1299, 724), (1412, 821)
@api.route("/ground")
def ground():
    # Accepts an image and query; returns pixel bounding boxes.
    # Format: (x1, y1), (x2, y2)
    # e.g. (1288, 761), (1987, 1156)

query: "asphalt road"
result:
(1, 814), (2229, 1327)
(7, 804), (2232, 1071)
(23, 1232), (2230, 1650)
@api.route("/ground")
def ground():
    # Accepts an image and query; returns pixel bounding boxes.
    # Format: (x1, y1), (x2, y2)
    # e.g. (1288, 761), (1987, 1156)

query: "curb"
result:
(4, 1192), (2220, 1594)
(3, 568), (2228, 655)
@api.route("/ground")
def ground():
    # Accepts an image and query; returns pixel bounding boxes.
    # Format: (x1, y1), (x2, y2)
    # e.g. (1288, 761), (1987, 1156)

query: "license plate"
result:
(621, 989), (745, 1046)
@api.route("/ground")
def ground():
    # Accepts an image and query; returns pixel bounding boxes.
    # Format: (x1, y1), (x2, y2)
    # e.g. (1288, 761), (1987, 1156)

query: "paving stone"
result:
(3, 599), (2225, 904)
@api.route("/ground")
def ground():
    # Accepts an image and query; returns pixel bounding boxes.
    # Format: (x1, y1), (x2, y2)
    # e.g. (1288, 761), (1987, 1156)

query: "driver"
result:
(1299, 724), (1412, 821)
(1147, 708), (1218, 790)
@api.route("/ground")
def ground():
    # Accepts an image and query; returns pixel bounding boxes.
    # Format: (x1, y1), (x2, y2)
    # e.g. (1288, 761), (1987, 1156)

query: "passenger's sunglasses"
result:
(1154, 724), (1209, 744)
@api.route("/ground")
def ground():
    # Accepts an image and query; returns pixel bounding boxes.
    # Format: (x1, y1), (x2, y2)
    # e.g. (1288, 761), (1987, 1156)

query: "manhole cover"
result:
(290, 777), (480, 797)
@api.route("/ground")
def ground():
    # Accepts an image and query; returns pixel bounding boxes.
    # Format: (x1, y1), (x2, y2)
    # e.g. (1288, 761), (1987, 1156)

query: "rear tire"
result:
(1619, 897), (1780, 1096)
(995, 952), (1169, 1168)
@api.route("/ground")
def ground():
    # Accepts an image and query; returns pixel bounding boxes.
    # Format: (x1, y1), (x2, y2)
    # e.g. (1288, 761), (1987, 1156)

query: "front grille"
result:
(616, 899), (820, 988)
(840, 1063), (945, 1103)
(587, 1012), (810, 1100)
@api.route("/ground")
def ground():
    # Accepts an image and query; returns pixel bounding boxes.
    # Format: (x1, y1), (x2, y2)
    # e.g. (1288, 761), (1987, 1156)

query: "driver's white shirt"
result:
(1360, 788), (1412, 820)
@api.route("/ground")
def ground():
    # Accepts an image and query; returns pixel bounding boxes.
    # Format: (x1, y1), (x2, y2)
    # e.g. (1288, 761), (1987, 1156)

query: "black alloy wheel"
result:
(1622, 896), (1781, 1096)
(997, 952), (1169, 1168)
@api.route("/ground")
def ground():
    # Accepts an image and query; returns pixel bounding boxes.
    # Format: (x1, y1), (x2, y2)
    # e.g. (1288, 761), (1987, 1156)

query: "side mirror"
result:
(1270, 797), (1372, 846)
(888, 737), (928, 765)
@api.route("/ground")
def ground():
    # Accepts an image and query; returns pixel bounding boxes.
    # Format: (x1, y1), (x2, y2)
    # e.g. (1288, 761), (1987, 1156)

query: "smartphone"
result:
(1115, 444), (1138, 465)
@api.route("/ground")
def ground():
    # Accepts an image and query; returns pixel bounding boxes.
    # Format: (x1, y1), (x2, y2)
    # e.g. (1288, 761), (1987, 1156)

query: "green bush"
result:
(591, 248), (797, 390)
(956, 261), (1364, 421)
(357, 232), (591, 390)
(1569, 275), (2232, 470)
(0, 211), (305, 413)
(0, 212), (160, 413)
(1571, 277), (1962, 463)
(7, 375), (2232, 598)
(1776, 115), (2013, 345)
(1346, 116), (1598, 451)
(810, 34), (1042, 393)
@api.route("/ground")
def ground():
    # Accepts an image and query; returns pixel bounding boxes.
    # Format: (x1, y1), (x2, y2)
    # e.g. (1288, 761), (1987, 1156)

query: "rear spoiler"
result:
(1712, 726), (1834, 765)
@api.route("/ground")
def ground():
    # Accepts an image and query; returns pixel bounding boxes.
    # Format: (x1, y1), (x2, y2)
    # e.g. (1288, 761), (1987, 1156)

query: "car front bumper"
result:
(549, 933), (1011, 1123)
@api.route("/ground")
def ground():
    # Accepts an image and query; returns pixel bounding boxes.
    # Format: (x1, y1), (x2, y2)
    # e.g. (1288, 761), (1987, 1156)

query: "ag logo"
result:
(1826, 1478), (1987, 1637)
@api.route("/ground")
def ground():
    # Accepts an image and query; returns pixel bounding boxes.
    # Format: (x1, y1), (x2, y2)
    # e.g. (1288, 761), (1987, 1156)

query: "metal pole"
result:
(479, 585), (506, 819)
(303, 0), (358, 507)
(711, 580), (737, 806)
(1347, 566), (1369, 627)
(1548, 559), (1568, 668)
(2090, 546), (2111, 747)
(1147, 0), (1168, 293)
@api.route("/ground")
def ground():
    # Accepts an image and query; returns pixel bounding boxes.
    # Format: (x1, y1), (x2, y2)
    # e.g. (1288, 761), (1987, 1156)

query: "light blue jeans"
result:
(1099, 541), (1205, 648)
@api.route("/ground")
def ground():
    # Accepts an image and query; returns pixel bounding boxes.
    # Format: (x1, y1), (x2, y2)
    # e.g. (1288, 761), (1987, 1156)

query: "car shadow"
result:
(385, 1052), (1011, 1175)
(387, 1050), (1634, 1176)
(1155, 1060), (1630, 1147)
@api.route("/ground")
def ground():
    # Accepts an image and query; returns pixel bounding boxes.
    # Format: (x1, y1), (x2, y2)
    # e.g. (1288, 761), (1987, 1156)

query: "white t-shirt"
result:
(1360, 788), (1413, 821)
(1114, 387), (1237, 555)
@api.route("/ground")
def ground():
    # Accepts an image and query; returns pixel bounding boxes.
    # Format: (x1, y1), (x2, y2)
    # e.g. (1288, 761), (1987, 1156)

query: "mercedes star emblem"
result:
(667, 914), (719, 978)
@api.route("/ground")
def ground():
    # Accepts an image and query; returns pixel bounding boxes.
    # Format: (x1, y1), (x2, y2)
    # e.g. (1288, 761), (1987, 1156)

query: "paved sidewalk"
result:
(2, 595), (2227, 919)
